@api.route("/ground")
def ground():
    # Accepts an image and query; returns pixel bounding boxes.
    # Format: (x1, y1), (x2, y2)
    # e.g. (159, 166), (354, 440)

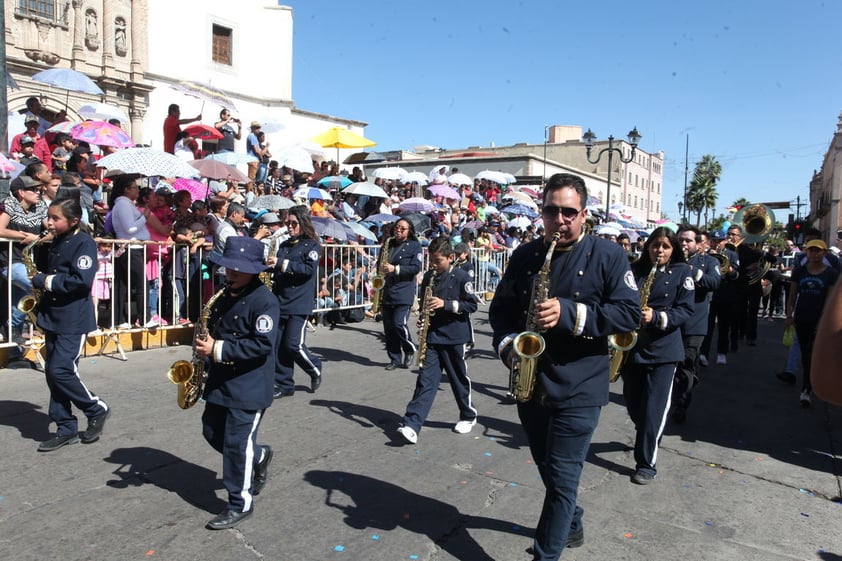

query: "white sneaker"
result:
(144, 317), (160, 328)
(117, 323), (132, 330)
(397, 426), (417, 444)
(698, 354), (708, 367)
(87, 329), (103, 337)
(800, 390), (811, 407)
(716, 354), (727, 365)
(453, 419), (477, 434)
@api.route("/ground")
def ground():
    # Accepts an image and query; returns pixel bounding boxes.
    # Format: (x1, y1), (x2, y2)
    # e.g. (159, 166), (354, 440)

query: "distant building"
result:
(6, 1), (364, 161)
(809, 112), (842, 248)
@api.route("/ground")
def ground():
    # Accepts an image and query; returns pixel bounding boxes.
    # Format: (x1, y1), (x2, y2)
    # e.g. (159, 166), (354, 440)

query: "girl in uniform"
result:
(33, 198), (110, 452)
(620, 226), (694, 484)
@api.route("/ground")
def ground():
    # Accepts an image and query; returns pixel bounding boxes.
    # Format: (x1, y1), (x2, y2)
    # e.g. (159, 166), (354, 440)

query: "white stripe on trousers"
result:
(649, 365), (675, 468)
(296, 319), (321, 377)
(238, 410), (262, 512)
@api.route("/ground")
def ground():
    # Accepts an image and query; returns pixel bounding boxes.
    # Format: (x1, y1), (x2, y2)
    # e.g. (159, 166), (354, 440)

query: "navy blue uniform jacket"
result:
(684, 252), (721, 335)
(383, 239), (422, 306)
(420, 266), (477, 345)
(204, 280), (280, 411)
(32, 228), (97, 334)
(272, 237), (320, 316)
(628, 262), (695, 364)
(490, 235), (640, 408)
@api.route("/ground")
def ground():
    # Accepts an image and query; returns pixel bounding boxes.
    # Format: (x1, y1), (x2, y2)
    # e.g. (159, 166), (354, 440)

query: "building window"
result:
(212, 24), (232, 66)
(18, 0), (56, 21)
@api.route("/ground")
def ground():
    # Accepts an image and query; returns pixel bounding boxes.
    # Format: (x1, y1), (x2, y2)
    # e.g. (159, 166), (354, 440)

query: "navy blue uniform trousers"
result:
(382, 304), (415, 365)
(518, 401), (601, 561)
(402, 344), (476, 433)
(202, 403), (266, 512)
(275, 314), (321, 392)
(45, 332), (108, 436)
(622, 362), (676, 476)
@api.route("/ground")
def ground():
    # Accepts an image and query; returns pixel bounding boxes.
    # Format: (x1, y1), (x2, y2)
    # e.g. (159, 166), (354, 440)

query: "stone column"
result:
(71, 0), (85, 69)
(101, 0), (114, 71)
(129, 106), (146, 144)
(130, 0), (147, 81)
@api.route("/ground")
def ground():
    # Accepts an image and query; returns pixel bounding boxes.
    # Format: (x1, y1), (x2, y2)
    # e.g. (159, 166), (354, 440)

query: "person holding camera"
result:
(215, 109), (241, 153)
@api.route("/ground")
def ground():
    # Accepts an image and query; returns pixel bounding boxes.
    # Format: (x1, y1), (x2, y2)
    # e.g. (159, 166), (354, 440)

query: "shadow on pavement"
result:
(0, 400), (52, 442)
(310, 399), (403, 432)
(103, 446), (225, 513)
(304, 470), (529, 561)
(311, 346), (383, 367)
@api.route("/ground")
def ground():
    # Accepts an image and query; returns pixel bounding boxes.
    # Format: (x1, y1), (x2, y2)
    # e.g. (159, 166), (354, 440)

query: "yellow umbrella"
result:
(311, 127), (376, 161)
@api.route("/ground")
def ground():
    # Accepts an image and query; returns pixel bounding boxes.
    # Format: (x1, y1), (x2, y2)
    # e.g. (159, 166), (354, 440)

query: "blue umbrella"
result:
(363, 213), (399, 224)
(293, 186), (332, 200)
(32, 68), (104, 108)
(317, 175), (352, 190)
(502, 203), (539, 218)
(311, 216), (352, 241)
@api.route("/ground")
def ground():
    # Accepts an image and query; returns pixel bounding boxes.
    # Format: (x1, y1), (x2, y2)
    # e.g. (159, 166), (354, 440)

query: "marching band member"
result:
(489, 173), (639, 560)
(396, 237), (478, 444)
(671, 226), (721, 423)
(269, 206), (322, 398)
(620, 227), (694, 484)
(380, 218), (423, 370)
(34, 198), (110, 452)
(200, 236), (279, 529)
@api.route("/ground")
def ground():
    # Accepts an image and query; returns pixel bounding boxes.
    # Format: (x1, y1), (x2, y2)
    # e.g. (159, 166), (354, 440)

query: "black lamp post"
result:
(583, 126), (642, 219)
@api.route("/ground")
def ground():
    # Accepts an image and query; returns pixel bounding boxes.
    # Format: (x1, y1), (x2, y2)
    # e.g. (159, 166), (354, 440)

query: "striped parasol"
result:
(169, 80), (237, 112)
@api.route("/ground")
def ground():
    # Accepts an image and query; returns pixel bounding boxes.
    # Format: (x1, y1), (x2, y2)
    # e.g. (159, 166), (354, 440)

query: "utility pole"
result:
(0, 2), (8, 154)
(682, 134), (689, 224)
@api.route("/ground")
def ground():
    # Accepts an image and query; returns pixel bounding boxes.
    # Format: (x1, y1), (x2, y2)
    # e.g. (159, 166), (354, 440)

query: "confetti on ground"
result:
(799, 489), (815, 496)
(145, 551), (155, 556)
(801, 513), (810, 517)
(718, 470), (724, 475)
(704, 521), (713, 527)
(334, 545), (345, 552)
(415, 450), (421, 455)
(682, 484), (691, 489)
(509, 482), (518, 487)
(410, 556), (419, 560)
(489, 437), (497, 441)
(460, 481), (467, 485)
(371, 535), (380, 540)
(485, 471), (494, 476)
(755, 457), (764, 461)
(707, 463), (717, 467)
(484, 452), (492, 457)
(624, 533), (633, 539)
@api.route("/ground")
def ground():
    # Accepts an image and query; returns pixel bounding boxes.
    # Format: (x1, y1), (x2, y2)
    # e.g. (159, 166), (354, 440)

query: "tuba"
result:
(17, 232), (47, 327)
(724, 204), (775, 284)
(167, 283), (229, 409)
(416, 269), (441, 369)
(370, 237), (392, 316)
(507, 232), (560, 402)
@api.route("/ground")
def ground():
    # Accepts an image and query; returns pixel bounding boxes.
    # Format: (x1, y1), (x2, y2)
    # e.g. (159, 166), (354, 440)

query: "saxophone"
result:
(608, 259), (658, 382)
(508, 232), (560, 402)
(167, 283), (229, 409)
(17, 232), (47, 327)
(259, 234), (280, 289)
(370, 237), (392, 316)
(416, 268), (441, 368)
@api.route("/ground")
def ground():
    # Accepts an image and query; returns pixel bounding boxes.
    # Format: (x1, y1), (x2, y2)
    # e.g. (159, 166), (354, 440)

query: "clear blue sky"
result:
(289, 0), (841, 221)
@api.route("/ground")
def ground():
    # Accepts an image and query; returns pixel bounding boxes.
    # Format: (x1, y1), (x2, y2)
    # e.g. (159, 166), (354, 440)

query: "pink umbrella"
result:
(71, 120), (135, 148)
(47, 121), (78, 134)
(427, 184), (460, 200)
(0, 152), (20, 172)
(172, 178), (209, 203)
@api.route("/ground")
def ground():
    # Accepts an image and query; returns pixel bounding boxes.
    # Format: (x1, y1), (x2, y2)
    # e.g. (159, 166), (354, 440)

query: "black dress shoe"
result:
(525, 528), (584, 554)
(206, 508), (253, 530)
(385, 363), (400, 371)
(252, 446), (273, 496)
(273, 388), (295, 399)
(310, 373), (322, 393)
(81, 408), (111, 443)
(38, 433), (80, 452)
(403, 352), (415, 368)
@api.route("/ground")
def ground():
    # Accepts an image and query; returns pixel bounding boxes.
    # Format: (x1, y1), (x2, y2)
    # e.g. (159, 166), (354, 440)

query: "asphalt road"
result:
(0, 310), (840, 561)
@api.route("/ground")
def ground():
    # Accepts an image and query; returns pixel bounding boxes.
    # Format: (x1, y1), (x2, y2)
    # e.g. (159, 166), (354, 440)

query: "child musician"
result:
(397, 237), (478, 444)
(198, 236), (279, 530)
(33, 198), (111, 452)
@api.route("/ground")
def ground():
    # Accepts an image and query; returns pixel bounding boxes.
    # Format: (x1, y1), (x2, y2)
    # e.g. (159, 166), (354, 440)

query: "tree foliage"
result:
(685, 155), (722, 228)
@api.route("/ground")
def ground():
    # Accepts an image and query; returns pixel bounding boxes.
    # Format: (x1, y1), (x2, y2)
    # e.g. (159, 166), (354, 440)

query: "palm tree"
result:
(686, 155), (722, 227)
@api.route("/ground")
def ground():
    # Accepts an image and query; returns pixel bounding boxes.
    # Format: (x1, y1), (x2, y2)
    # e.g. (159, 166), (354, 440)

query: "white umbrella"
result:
(503, 191), (534, 203)
(475, 170), (508, 185)
(256, 116), (285, 134)
(77, 102), (130, 123)
(509, 216), (532, 229)
(343, 181), (389, 198)
(371, 167), (407, 181)
(274, 145), (317, 173)
(96, 148), (199, 178)
(398, 197), (435, 213)
(501, 172), (517, 184)
(203, 152), (258, 165)
(253, 194), (296, 210)
(295, 140), (328, 160)
(447, 173), (473, 186)
(484, 206), (500, 215)
(292, 187), (331, 200)
(400, 171), (429, 185)
(596, 225), (621, 237)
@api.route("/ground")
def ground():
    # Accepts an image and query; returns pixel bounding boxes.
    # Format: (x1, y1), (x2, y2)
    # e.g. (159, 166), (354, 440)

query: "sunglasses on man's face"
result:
(541, 205), (581, 219)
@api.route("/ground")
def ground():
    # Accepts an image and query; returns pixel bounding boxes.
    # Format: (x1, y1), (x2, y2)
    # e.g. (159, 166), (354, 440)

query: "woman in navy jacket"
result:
(269, 206), (322, 397)
(380, 218), (423, 370)
(621, 226), (694, 484)
(33, 198), (110, 452)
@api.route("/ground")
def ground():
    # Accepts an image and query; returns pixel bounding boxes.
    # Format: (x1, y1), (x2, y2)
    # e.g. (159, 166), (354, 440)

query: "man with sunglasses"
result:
(489, 173), (639, 561)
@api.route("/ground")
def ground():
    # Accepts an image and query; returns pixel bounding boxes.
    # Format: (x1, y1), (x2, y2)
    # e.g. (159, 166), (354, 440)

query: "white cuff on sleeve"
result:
(498, 333), (517, 358)
(658, 311), (669, 330)
(45, 274), (55, 292)
(212, 340), (224, 363)
(282, 259), (289, 273)
(451, 300), (459, 313)
(395, 265), (401, 276)
(573, 302), (587, 336)
(695, 268), (704, 281)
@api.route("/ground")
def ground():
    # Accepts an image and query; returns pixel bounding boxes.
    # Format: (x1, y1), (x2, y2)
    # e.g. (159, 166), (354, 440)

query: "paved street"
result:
(0, 310), (840, 561)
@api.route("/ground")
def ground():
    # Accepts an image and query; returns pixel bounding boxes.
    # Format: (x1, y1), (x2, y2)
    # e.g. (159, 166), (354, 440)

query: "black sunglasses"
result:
(541, 205), (581, 219)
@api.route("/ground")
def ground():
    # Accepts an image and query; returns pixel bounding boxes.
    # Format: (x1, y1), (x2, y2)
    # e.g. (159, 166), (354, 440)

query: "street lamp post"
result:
(583, 127), (642, 220)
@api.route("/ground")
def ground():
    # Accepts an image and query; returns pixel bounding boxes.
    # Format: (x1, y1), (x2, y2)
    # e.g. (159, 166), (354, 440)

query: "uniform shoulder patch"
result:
(683, 276), (696, 290)
(624, 270), (639, 291)
(307, 250), (319, 262)
(255, 314), (274, 333)
(417, 252), (423, 262)
(464, 281), (474, 295)
(77, 255), (93, 270)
